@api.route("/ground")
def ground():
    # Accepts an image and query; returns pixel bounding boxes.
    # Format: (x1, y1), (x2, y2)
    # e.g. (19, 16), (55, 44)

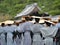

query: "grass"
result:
(0, 13), (13, 22)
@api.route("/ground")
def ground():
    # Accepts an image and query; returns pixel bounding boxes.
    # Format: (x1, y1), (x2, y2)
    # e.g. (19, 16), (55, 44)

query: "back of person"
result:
(22, 21), (34, 31)
(7, 32), (13, 45)
(0, 23), (6, 45)
(55, 27), (60, 45)
(15, 23), (24, 45)
(31, 18), (44, 45)
(23, 23), (32, 45)
(32, 23), (43, 33)
(32, 24), (43, 45)
(5, 24), (14, 45)
(23, 31), (31, 45)
(22, 16), (34, 45)
(41, 24), (58, 45)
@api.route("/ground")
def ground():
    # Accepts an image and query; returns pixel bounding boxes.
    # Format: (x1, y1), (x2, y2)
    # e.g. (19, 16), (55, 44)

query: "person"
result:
(40, 21), (58, 45)
(5, 24), (15, 45)
(22, 16), (34, 45)
(19, 20), (26, 45)
(0, 23), (6, 45)
(54, 19), (60, 45)
(15, 22), (24, 45)
(32, 18), (44, 45)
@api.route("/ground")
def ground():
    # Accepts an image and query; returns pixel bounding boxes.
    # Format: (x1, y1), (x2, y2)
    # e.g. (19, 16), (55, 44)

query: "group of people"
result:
(0, 16), (60, 45)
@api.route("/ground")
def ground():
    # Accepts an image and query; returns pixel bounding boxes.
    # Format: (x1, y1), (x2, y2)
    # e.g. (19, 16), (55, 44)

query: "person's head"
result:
(1, 23), (5, 27)
(15, 23), (19, 26)
(58, 19), (60, 23)
(25, 17), (30, 21)
(21, 20), (26, 23)
(29, 17), (33, 21)
(35, 18), (40, 23)
(7, 24), (12, 26)
(45, 21), (51, 27)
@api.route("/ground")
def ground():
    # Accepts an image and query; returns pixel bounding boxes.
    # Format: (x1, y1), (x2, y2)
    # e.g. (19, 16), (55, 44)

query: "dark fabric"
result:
(12, 31), (17, 42)
(30, 31), (34, 39)
(56, 40), (60, 45)
(4, 33), (7, 43)
(50, 27), (60, 45)
(18, 32), (22, 39)
(55, 28), (60, 41)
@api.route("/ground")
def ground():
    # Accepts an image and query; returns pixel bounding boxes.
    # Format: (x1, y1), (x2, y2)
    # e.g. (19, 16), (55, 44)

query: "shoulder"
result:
(56, 23), (60, 25)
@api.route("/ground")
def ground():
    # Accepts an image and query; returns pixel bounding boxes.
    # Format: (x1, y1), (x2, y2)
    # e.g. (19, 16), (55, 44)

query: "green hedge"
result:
(48, 10), (60, 16)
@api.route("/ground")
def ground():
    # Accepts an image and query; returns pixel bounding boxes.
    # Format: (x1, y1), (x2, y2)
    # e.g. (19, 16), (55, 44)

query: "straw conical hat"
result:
(0, 23), (1, 25)
(4, 20), (14, 24)
(31, 16), (41, 18)
(39, 19), (45, 23)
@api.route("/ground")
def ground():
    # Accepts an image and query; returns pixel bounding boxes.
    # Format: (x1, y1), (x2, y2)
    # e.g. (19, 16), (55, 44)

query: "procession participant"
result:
(47, 22), (58, 45)
(12, 22), (20, 45)
(32, 18), (44, 45)
(50, 22), (58, 45)
(19, 20), (26, 45)
(22, 16), (34, 32)
(15, 22), (23, 45)
(19, 21), (25, 39)
(0, 23), (6, 45)
(22, 16), (34, 45)
(9, 22), (16, 41)
(5, 24), (14, 45)
(12, 22), (23, 45)
(40, 21), (58, 45)
(43, 21), (53, 45)
(55, 19), (60, 45)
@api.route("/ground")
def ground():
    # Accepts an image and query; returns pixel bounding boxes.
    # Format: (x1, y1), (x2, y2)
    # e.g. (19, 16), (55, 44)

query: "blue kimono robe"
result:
(32, 23), (44, 45)
(0, 26), (6, 45)
(41, 26), (58, 45)
(22, 21), (34, 45)
(5, 25), (16, 45)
